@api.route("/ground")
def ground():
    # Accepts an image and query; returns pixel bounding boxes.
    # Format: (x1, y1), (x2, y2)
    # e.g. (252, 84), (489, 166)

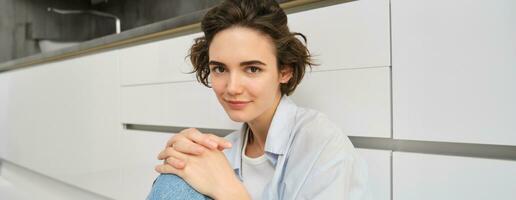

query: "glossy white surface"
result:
(0, 51), (121, 198)
(119, 130), (173, 200)
(119, 33), (202, 86)
(0, 73), (10, 159)
(393, 152), (516, 200)
(356, 148), (391, 200)
(1, 161), (110, 200)
(288, 0), (390, 70)
(392, 0), (516, 145)
(120, 81), (241, 130)
(291, 67), (391, 137)
(0, 175), (28, 200)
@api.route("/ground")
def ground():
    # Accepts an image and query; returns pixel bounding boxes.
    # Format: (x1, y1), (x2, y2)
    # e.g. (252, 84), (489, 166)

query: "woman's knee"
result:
(147, 174), (210, 200)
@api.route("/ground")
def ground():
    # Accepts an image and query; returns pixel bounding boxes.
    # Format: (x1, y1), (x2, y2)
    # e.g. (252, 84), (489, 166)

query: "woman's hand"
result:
(157, 128), (232, 170)
(155, 147), (250, 200)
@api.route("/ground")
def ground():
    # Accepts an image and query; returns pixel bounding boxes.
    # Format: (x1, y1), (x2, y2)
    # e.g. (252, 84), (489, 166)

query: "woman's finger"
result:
(205, 133), (232, 149)
(183, 128), (219, 149)
(155, 163), (182, 175)
(157, 147), (189, 161)
(172, 137), (206, 155)
(165, 156), (185, 169)
(165, 133), (185, 148)
(164, 128), (231, 151)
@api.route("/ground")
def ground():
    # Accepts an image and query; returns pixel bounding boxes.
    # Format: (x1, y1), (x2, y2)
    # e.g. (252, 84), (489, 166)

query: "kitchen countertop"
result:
(0, 8), (207, 73)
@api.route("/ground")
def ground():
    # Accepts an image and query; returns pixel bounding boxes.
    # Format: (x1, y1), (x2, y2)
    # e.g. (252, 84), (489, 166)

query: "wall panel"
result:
(392, 0), (516, 145)
(289, 0), (390, 70)
(292, 67), (391, 137)
(393, 152), (516, 200)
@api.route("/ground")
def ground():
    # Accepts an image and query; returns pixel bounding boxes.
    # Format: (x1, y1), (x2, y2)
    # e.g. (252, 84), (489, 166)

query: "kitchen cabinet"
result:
(291, 67), (391, 137)
(393, 152), (516, 200)
(289, 0), (390, 70)
(392, 0), (516, 145)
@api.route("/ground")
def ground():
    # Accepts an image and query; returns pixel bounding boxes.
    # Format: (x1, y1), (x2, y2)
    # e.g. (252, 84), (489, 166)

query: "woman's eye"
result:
(212, 66), (225, 73)
(246, 66), (261, 73)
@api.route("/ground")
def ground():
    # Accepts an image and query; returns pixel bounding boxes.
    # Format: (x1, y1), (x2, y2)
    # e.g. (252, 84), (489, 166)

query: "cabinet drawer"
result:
(393, 152), (516, 200)
(291, 67), (391, 137)
(392, 0), (516, 145)
(0, 51), (121, 198)
(288, 0), (390, 70)
(357, 148), (391, 200)
(0, 73), (10, 159)
(119, 129), (173, 200)
(121, 81), (241, 131)
(119, 33), (202, 86)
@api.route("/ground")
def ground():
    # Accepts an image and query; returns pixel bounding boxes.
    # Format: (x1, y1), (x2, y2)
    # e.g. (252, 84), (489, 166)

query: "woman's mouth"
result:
(226, 100), (250, 110)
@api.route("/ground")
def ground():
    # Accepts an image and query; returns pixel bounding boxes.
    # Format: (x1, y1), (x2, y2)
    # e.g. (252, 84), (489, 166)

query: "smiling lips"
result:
(226, 99), (251, 110)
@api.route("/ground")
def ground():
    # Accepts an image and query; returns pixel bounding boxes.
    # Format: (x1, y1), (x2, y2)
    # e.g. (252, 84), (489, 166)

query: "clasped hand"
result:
(154, 128), (249, 199)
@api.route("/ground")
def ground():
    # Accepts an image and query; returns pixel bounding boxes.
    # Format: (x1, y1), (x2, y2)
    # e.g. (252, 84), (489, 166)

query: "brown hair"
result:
(189, 0), (315, 96)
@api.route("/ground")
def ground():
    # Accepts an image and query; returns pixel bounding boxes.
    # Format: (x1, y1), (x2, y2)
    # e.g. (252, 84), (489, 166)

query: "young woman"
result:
(147, 0), (368, 199)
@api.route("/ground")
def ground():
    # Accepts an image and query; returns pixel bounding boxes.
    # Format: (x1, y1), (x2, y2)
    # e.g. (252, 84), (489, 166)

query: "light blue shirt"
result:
(223, 96), (370, 200)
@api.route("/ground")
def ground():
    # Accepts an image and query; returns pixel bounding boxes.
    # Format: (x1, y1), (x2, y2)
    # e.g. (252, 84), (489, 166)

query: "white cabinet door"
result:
(291, 67), (391, 137)
(1, 51), (121, 198)
(392, 0), (516, 145)
(288, 0), (390, 70)
(121, 81), (241, 131)
(0, 73), (11, 159)
(393, 152), (516, 200)
(357, 148), (391, 200)
(119, 33), (202, 86)
(119, 129), (173, 200)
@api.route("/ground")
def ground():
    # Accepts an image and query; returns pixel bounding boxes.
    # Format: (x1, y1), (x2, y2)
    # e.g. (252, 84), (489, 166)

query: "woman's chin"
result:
(226, 112), (251, 123)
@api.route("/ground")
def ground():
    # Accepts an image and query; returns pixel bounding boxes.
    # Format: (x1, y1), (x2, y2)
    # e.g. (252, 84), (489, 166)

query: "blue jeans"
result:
(147, 174), (212, 200)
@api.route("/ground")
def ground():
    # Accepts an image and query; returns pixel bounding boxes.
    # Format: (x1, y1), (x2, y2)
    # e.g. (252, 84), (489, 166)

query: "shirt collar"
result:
(264, 95), (297, 156)
(227, 95), (298, 178)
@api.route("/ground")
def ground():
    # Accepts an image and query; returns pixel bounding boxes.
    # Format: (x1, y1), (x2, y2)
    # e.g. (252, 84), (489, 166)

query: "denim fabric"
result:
(147, 174), (212, 200)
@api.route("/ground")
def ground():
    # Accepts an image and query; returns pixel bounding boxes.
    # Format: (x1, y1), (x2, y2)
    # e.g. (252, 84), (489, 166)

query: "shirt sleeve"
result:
(295, 134), (370, 200)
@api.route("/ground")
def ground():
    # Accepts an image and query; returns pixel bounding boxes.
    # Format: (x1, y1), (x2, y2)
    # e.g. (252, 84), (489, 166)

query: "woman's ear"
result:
(279, 65), (293, 84)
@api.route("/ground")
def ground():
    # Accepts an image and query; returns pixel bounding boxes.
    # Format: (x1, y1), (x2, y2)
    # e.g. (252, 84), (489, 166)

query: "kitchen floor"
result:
(0, 176), (27, 200)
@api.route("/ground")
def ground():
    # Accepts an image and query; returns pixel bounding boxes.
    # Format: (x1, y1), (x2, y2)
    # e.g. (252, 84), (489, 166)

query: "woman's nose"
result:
(226, 73), (244, 95)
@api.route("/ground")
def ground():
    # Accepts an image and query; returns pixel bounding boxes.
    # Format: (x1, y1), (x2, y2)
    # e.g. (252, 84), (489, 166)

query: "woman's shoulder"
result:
(281, 107), (362, 193)
(295, 108), (345, 139)
(291, 107), (356, 155)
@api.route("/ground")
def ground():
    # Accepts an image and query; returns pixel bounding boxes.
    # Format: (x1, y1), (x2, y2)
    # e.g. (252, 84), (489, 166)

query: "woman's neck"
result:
(245, 94), (282, 156)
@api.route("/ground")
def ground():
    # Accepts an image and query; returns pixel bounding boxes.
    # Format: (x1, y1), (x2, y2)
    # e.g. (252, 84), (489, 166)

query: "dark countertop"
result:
(0, 8), (207, 72)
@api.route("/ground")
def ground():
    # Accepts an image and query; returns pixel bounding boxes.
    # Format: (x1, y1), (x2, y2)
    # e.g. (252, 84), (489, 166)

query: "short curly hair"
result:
(189, 0), (314, 96)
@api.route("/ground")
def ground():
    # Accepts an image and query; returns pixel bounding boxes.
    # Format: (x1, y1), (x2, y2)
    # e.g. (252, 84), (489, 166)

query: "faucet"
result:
(47, 7), (121, 34)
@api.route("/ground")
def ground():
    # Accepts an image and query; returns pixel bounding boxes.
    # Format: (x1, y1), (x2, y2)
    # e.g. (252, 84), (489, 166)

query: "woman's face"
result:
(208, 27), (292, 123)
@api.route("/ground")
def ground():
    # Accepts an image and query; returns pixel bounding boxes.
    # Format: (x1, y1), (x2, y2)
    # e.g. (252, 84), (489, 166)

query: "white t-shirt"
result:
(241, 128), (275, 200)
